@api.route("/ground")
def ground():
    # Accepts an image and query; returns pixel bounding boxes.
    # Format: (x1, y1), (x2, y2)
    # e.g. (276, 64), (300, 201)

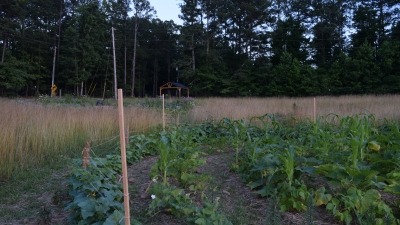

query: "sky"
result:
(147, 0), (183, 25)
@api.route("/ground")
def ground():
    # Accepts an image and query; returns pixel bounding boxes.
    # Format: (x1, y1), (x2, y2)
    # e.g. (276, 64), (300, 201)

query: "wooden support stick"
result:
(118, 89), (131, 225)
(162, 94), (165, 131)
(313, 97), (316, 123)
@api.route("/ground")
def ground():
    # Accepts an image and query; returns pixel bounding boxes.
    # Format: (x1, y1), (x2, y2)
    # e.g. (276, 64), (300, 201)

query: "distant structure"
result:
(159, 82), (189, 97)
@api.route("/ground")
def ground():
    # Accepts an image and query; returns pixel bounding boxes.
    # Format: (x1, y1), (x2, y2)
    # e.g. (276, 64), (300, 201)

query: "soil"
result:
(0, 170), (70, 225)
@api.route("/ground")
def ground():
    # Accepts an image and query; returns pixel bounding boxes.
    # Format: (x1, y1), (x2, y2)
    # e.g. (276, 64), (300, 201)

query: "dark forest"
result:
(1, 0), (399, 97)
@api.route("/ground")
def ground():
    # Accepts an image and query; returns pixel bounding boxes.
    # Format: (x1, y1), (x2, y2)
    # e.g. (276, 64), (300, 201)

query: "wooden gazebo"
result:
(159, 82), (189, 97)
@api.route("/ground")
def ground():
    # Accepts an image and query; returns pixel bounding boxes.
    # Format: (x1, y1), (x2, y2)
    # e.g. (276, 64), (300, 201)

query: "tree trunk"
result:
(153, 58), (157, 97)
(102, 80), (106, 99)
(1, 39), (5, 64)
(124, 46), (127, 94)
(206, 13), (210, 59)
(167, 57), (171, 81)
(124, 14), (127, 96)
(191, 34), (195, 72)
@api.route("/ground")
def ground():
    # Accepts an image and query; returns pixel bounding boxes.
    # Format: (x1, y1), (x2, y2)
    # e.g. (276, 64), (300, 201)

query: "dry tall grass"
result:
(0, 98), (161, 179)
(2, 95), (399, 178)
(188, 95), (400, 122)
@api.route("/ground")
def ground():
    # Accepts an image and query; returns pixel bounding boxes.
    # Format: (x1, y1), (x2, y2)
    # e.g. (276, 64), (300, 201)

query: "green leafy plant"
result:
(279, 146), (296, 186)
(340, 115), (375, 168)
(151, 127), (208, 187)
(66, 158), (125, 225)
(384, 171), (400, 195)
(315, 164), (383, 190)
(326, 187), (397, 225)
(314, 187), (332, 207)
(219, 118), (250, 170)
(126, 134), (158, 162)
(276, 180), (311, 212)
(194, 200), (232, 225)
(148, 183), (195, 217)
(228, 115), (399, 223)
(158, 132), (171, 184)
(148, 183), (232, 225)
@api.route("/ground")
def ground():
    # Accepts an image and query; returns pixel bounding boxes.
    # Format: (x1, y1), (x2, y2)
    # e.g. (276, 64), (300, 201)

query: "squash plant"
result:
(326, 187), (398, 225)
(66, 158), (125, 225)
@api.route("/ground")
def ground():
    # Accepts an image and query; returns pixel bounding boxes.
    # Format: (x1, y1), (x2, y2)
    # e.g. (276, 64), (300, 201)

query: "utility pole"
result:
(51, 46), (57, 97)
(112, 27), (117, 100)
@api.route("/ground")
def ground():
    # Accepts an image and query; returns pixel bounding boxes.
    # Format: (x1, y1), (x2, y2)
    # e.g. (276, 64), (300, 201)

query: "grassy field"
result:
(1, 95), (400, 179)
(188, 95), (400, 122)
(0, 97), (162, 179)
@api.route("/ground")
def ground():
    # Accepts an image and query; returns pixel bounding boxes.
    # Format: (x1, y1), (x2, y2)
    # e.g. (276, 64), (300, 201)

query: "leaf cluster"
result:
(66, 158), (124, 225)
(225, 115), (400, 224)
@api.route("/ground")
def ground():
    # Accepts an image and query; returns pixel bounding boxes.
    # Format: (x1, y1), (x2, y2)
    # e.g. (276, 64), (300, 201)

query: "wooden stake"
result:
(313, 97), (316, 123)
(117, 89), (131, 225)
(162, 94), (165, 131)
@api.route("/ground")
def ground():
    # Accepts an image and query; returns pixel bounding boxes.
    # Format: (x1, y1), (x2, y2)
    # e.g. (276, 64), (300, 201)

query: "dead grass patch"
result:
(188, 95), (400, 122)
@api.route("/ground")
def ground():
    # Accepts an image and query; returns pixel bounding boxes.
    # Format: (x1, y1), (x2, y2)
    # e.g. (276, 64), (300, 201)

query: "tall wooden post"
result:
(51, 46), (57, 97)
(162, 94), (165, 131)
(118, 89), (130, 225)
(313, 97), (316, 123)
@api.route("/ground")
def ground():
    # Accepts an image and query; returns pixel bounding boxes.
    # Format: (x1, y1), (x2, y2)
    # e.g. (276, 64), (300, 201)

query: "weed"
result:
(265, 195), (282, 225)
(38, 206), (52, 225)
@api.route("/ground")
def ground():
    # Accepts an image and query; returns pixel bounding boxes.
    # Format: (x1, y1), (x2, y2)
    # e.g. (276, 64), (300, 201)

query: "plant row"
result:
(66, 123), (232, 224)
(223, 115), (400, 225)
(66, 134), (158, 225)
(66, 114), (400, 224)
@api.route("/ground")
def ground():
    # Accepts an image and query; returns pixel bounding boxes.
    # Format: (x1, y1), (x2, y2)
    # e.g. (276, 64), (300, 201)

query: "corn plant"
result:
(279, 146), (296, 186)
(220, 118), (250, 170)
(158, 132), (171, 185)
(341, 115), (375, 168)
(151, 126), (209, 188)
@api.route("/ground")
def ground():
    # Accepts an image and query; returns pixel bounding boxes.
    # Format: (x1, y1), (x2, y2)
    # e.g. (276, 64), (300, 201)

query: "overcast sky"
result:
(147, 0), (183, 25)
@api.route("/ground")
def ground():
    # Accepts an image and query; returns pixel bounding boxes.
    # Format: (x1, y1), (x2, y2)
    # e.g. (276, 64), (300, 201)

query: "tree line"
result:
(1, 0), (399, 97)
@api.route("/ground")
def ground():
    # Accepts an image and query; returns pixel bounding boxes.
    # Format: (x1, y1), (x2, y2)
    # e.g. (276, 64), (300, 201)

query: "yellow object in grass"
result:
(368, 141), (381, 152)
